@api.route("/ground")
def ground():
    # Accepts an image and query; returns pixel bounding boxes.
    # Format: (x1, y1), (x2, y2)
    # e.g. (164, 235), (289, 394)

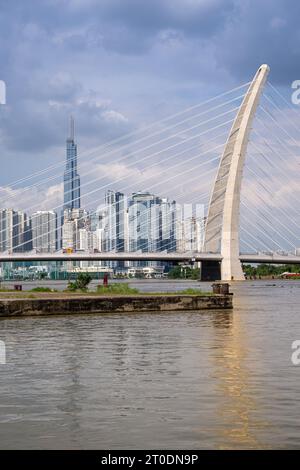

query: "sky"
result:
(0, 0), (300, 250)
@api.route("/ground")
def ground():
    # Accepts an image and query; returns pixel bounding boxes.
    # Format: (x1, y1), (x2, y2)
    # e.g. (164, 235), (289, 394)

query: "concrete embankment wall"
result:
(0, 294), (232, 317)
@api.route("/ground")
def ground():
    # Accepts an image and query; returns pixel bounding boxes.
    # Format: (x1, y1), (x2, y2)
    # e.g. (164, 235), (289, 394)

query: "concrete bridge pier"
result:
(203, 64), (270, 281)
(201, 261), (221, 281)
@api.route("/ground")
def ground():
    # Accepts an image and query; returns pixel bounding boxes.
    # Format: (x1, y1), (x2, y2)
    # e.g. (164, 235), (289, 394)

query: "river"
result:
(0, 280), (299, 449)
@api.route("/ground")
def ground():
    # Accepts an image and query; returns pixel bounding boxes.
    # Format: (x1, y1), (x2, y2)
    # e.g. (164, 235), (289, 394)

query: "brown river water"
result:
(0, 279), (299, 449)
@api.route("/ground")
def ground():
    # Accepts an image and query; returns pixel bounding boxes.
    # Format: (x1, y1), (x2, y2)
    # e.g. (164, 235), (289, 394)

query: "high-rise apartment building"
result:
(62, 208), (87, 250)
(175, 204), (205, 252)
(160, 198), (176, 252)
(0, 209), (30, 252)
(31, 211), (57, 253)
(128, 192), (176, 253)
(104, 190), (126, 252)
(128, 192), (159, 252)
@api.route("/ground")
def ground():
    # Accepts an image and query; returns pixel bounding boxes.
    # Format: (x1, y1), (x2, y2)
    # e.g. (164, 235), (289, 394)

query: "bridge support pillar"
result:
(203, 64), (270, 281)
(201, 261), (221, 282)
(221, 231), (244, 280)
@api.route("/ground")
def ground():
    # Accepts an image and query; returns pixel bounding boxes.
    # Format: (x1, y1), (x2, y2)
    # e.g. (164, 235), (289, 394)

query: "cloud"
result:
(102, 110), (128, 124)
(0, 0), (299, 253)
(240, 104), (300, 251)
(214, 0), (300, 84)
(0, 183), (63, 213)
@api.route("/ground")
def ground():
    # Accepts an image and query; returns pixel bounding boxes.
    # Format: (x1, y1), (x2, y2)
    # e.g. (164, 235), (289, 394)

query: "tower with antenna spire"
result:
(63, 116), (81, 211)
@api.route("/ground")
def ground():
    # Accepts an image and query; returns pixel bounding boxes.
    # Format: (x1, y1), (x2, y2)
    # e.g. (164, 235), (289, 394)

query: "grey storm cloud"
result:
(215, 0), (300, 83)
(0, 0), (299, 188)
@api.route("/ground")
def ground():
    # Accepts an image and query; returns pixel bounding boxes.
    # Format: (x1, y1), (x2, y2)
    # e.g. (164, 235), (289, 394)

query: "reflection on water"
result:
(0, 280), (299, 449)
(211, 311), (269, 449)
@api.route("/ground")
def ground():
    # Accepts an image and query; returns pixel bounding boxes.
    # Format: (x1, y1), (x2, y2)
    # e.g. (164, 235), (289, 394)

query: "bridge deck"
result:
(0, 252), (299, 264)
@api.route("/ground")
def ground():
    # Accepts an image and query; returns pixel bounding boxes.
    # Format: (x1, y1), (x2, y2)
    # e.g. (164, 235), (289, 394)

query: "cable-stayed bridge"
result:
(1, 64), (299, 280)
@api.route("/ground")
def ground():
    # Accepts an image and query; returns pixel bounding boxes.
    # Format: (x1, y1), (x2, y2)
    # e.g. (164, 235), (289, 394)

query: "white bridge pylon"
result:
(204, 64), (270, 280)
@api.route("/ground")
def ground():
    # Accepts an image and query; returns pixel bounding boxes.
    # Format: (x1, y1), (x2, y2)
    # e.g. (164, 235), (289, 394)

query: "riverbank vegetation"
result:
(0, 283), (211, 298)
(242, 264), (300, 278)
(30, 287), (57, 292)
(67, 273), (92, 291)
(168, 266), (200, 279)
(96, 284), (139, 295)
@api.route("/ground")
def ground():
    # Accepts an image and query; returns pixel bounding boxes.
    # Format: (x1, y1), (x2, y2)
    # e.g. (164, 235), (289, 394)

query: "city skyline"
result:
(1, 0), (300, 456)
(0, 118), (206, 255)
(0, 0), (300, 218)
(0, 100), (298, 257)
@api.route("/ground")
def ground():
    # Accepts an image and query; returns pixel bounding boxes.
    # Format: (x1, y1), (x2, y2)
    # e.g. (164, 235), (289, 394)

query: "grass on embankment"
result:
(0, 284), (212, 298)
(0, 287), (57, 293)
(95, 285), (211, 296)
(171, 288), (211, 295)
(30, 287), (58, 292)
(96, 284), (140, 295)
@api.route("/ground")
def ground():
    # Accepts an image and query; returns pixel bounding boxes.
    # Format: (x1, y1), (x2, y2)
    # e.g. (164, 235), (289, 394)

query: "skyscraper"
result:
(175, 203), (205, 252)
(105, 190), (126, 252)
(62, 208), (88, 251)
(63, 116), (81, 211)
(128, 192), (162, 253)
(0, 209), (31, 253)
(31, 211), (57, 253)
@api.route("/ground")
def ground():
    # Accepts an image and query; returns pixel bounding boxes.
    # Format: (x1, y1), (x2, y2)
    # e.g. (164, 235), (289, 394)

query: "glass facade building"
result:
(105, 190), (126, 252)
(63, 116), (81, 211)
(128, 192), (176, 253)
(0, 209), (31, 253)
(31, 211), (57, 253)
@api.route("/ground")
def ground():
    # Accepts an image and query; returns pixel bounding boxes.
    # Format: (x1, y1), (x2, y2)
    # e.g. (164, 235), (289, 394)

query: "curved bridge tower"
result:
(203, 64), (270, 280)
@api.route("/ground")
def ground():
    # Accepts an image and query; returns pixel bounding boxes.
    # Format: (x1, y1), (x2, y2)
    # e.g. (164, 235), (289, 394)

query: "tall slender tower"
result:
(63, 116), (81, 210)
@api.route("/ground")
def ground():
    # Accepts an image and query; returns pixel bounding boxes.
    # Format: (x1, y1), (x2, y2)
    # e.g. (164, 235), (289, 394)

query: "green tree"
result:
(168, 266), (200, 279)
(67, 273), (92, 291)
